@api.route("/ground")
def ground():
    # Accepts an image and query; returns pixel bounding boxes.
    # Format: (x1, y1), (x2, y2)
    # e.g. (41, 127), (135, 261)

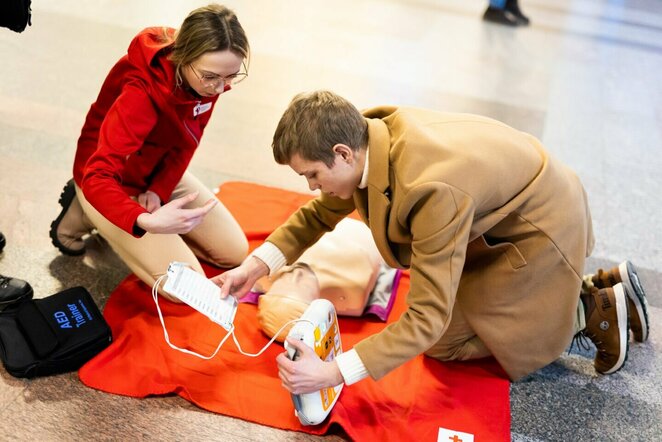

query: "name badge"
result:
(193, 102), (212, 117)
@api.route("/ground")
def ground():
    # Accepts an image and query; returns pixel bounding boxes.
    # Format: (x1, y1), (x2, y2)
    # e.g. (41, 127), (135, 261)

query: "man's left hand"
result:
(276, 338), (344, 394)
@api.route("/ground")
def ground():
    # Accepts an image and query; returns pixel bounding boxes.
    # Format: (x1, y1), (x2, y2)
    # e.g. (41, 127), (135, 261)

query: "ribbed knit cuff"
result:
(335, 349), (369, 385)
(250, 242), (287, 276)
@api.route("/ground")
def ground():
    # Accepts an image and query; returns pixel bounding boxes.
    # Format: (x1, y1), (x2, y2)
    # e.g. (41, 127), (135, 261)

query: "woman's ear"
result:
(332, 144), (354, 162)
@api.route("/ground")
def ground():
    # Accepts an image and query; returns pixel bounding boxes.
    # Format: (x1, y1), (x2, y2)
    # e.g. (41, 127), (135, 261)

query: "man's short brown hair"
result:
(272, 90), (368, 168)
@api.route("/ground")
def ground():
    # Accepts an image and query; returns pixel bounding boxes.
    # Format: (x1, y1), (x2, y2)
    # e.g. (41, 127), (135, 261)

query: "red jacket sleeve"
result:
(80, 81), (158, 236)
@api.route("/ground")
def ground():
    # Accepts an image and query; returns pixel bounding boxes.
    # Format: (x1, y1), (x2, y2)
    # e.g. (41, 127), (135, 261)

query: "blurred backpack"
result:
(0, 0), (32, 33)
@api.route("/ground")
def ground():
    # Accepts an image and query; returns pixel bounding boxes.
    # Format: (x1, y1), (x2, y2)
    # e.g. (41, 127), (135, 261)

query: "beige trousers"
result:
(76, 172), (248, 299)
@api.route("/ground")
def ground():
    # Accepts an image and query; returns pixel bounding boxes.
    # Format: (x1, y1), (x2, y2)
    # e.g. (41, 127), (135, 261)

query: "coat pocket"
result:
(481, 235), (527, 270)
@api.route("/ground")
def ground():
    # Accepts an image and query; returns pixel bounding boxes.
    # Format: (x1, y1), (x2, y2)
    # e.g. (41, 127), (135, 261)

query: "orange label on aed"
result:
(320, 386), (337, 410)
(313, 315), (341, 411)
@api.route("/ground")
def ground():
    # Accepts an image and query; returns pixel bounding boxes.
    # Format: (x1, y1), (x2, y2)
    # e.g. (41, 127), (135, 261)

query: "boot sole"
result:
(601, 283), (629, 375)
(49, 180), (86, 256)
(619, 261), (649, 342)
(0, 285), (33, 306)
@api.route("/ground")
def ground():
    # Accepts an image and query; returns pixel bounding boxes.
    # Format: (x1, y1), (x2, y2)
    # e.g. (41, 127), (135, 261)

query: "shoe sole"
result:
(483, 13), (520, 26)
(619, 261), (649, 342)
(0, 285), (33, 306)
(49, 180), (86, 256)
(601, 283), (629, 375)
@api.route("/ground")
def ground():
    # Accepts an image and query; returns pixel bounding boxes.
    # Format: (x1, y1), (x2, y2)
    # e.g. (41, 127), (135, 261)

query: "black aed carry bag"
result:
(0, 286), (112, 378)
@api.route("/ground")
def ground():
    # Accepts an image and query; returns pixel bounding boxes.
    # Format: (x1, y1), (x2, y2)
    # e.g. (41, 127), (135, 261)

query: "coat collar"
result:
(353, 117), (402, 268)
(365, 117), (391, 194)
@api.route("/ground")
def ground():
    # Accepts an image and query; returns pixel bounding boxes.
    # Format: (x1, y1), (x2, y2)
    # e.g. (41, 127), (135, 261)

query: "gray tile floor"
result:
(1, 0), (660, 440)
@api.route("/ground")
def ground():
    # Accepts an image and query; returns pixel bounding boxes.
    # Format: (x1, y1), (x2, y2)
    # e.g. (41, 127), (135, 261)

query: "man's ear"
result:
(332, 144), (354, 163)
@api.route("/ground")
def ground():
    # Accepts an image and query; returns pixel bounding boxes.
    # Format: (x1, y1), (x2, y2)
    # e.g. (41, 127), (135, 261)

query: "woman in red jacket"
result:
(50, 4), (249, 301)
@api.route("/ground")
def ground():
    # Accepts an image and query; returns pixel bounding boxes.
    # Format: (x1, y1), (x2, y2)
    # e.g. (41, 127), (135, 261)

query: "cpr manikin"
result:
(256, 218), (384, 342)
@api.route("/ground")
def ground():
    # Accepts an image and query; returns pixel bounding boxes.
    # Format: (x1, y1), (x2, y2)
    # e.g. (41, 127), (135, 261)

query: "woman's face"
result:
(183, 49), (244, 97)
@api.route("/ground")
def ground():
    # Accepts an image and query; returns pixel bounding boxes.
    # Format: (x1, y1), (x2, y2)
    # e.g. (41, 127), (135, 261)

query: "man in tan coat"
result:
(215, 91), (649, 393)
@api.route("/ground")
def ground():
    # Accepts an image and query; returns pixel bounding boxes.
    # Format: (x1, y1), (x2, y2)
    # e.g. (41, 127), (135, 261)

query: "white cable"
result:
(152, 274), (234, 359)
(231, 317), (313, 357)
(152, 275), (313, 360)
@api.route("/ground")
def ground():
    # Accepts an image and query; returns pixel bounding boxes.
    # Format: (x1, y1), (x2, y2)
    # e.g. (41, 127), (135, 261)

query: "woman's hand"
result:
(137, 190), (162, 212)
(276, 338), (344, 394)
(135, 192), (218, 234)
(211, 256), (269, 298)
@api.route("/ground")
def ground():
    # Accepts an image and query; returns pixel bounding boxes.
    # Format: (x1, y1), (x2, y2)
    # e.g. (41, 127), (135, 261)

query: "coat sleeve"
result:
(265, 192), (356, 263)
(353, 182), (475, 380)
(80, 81), (158, 236)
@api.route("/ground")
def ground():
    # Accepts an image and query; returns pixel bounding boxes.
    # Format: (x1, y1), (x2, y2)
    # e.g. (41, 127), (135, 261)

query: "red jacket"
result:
(74, 27), (219, 236)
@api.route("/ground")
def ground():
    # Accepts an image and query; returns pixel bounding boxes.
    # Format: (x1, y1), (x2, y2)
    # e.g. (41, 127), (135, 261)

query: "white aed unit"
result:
(285, 299), (343, 425)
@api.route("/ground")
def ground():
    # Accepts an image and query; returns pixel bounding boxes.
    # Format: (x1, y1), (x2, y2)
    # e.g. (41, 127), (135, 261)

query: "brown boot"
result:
(577, 284), (629, 374)
(592, 261), (649, 342)
(49, 179), (93, 256)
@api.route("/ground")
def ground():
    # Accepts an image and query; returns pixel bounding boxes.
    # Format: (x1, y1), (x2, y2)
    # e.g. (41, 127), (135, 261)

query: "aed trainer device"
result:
(285, 299), (343, 425)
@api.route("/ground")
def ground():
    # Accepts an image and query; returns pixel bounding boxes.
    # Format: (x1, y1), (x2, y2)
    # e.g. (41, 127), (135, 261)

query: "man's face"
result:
(288, 146), (363, 200)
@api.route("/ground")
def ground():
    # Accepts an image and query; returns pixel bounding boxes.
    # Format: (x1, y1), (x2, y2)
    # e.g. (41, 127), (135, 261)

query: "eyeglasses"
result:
(190, 62), (248, 88)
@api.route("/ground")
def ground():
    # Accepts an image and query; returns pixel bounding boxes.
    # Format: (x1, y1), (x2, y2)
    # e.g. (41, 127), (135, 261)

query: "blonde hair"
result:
(169, 4), (250, 86)
(272, 90), (368, 167)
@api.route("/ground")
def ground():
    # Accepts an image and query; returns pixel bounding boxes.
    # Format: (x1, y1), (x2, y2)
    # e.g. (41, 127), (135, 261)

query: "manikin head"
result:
(256, 263), (319, 342)
(256, 219), (384, 342)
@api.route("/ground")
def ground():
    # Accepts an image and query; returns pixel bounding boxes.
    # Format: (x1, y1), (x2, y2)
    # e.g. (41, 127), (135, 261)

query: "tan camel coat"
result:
(267, 106), (594, 380)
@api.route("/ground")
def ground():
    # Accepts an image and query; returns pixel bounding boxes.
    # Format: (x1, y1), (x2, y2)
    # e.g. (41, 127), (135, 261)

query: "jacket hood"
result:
(126, 27), (205, 105)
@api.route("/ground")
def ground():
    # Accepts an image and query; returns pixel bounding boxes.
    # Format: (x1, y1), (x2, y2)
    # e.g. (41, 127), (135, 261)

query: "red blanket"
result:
(79, 181), (510, 441)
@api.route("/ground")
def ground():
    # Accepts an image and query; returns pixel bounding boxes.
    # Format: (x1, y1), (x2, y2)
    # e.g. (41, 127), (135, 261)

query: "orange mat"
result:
(79, 181), (510, 441)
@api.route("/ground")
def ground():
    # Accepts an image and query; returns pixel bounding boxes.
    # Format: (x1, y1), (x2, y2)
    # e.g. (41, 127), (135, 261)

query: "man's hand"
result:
(276, 338), (344, 394)
(135, 192), (218, 234)
(211, 256), (269, 298)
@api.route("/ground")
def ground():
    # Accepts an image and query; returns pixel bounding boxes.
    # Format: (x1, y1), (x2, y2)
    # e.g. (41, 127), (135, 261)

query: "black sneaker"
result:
(505, 0), (530, 25)
(0, 274), (33, 310)
(483, 6), (520, 26)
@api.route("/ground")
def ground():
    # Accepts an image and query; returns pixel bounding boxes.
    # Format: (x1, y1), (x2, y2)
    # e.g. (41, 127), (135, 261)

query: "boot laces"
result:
(569, 330), (597, 354)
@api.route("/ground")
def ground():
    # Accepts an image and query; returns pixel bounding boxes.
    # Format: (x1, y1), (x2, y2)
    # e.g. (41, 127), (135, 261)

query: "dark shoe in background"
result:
(505, 0), (530, 25)
(483, 6), (520, 26)
(0, 274), (33, 310)
(0, 232), (5, 253)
